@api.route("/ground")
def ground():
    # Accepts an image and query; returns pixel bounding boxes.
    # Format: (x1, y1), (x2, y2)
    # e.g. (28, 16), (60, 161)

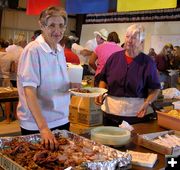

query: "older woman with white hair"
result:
(95, 24), (161, 125)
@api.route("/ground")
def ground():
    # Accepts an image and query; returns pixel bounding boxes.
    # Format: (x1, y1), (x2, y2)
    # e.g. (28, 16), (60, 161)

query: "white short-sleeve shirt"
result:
(17, 35), (70, 130)
(84, 38), (97, 52)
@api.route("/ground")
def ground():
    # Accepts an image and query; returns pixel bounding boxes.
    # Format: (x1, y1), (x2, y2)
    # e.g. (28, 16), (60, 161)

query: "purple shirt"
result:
(100, 50), (160, 98)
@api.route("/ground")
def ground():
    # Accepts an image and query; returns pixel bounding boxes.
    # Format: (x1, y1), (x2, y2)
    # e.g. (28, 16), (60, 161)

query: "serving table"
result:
(0, 120), (168, 170)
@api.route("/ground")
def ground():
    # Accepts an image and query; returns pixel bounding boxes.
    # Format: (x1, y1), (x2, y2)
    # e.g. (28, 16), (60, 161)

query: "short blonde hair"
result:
(39, 6), (68, 26)
(14, 33), (26, 45)
(126, 24), (145, 42)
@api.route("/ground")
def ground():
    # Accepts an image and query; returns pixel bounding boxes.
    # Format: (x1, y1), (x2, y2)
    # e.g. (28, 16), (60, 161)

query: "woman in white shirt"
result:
(17, 6), (77, 150)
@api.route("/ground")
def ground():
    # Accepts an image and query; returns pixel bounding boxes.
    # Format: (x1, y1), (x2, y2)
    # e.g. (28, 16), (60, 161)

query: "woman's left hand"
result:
(136, 101), (149, 118)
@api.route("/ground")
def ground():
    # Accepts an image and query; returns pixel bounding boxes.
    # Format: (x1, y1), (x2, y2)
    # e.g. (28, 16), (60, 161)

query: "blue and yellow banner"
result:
(66, 0), (109, 14)
(117, 0), (177, 12)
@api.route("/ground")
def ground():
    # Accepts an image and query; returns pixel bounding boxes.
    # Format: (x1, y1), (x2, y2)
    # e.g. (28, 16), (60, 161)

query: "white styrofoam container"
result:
(173, 101), (180, 109)
(67, 63), (83, 83)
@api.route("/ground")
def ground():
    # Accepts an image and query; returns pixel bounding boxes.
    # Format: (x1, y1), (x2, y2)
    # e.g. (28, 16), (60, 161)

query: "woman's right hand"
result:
(95, 95), (103, 106)
(40, 128), (59, 151)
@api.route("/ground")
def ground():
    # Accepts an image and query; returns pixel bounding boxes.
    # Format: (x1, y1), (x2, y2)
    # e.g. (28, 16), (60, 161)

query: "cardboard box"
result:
(69, 96), (103, 126)
(70, 123), (101, 135)
(70, 96), (100, 110)
(69, 106), (78, 123)
(69, 106), (103, 126)
(157, 111), (180, 131)
(138, 130), (180, 155)
(77, 109), (103, 126)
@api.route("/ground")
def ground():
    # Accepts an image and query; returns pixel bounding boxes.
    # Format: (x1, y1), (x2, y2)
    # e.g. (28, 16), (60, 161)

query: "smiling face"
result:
(39, 7), (67, 50)
(41, 16), (66, 48)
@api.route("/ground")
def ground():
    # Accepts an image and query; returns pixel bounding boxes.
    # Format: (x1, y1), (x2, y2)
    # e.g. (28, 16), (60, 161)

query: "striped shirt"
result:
(17, 35), (70, 130)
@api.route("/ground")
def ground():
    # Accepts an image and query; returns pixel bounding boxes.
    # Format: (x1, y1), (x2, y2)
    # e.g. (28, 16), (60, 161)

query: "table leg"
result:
(5, 102), (11, 123)
(13, 102), (18, 119)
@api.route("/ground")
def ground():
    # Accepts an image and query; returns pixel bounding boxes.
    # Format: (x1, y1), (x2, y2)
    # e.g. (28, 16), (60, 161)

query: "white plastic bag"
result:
(162, 88), (180, 99)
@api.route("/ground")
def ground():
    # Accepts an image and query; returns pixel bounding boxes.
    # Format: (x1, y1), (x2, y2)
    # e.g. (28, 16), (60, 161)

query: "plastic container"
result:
(91, 126), (131, 146)
(67, 63), (83, 83)
(173, 101), (180, 109)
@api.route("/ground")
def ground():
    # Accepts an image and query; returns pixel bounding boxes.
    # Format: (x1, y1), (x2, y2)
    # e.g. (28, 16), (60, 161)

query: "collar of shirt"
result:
(36, 35), (62, 54)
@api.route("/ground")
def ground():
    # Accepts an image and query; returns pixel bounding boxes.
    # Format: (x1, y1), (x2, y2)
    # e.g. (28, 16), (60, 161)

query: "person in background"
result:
(0, 36), (24, 123)
(0, 40), (11, 123)
(7, 38), (13, 45)
(17, 6), (78, 150)
(155, 43), (174, 88)
(31, 30), (42, 41)
(148, 48), (157, 61)
(0, 39), (9, 52)
(60, 36), (80, 64)
(173, 46), (180, 86)
(89, 32), (123, 86)
(0, 52), (17, 123)
(6, 33), (27, 55)
(79, 28), (108, 75)
(5, 33), (27, 87)
(80, 28), (109, 57)
(168, 45), (180, 87)
(172, 46), (180, 70)
(95, 24), (160, 125)
(0, 39), (9, 62)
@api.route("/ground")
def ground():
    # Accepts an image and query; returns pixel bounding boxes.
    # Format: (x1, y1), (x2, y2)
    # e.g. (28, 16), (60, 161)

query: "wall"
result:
(1, 8), (39, 42)
(1, 5), (76, 42)
(80, 21), (180, 54)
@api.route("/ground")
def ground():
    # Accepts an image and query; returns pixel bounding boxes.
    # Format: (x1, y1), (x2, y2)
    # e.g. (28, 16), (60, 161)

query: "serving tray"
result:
(0, 130), (131, 170)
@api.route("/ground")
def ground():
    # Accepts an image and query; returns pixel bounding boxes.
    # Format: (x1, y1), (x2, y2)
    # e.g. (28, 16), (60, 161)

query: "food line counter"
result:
(0, 120), (170, 170)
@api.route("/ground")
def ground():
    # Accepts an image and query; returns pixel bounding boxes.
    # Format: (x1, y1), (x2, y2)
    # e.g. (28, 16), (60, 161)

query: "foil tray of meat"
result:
(0, 130), (131, 170)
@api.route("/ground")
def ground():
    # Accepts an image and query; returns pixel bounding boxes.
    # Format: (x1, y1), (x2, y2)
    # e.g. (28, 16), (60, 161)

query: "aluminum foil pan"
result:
(0, 130), (131, 170)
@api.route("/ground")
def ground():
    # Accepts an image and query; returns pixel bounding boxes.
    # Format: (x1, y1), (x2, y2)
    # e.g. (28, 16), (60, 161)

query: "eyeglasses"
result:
(45, 23), (66, 31)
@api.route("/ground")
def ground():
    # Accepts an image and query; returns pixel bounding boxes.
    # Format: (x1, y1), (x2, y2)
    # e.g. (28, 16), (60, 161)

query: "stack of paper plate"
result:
(91, 126), (131, 146)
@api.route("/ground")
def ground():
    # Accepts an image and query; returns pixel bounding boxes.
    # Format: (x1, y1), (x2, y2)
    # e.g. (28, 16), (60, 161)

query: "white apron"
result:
(101, 95), (153, 117)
